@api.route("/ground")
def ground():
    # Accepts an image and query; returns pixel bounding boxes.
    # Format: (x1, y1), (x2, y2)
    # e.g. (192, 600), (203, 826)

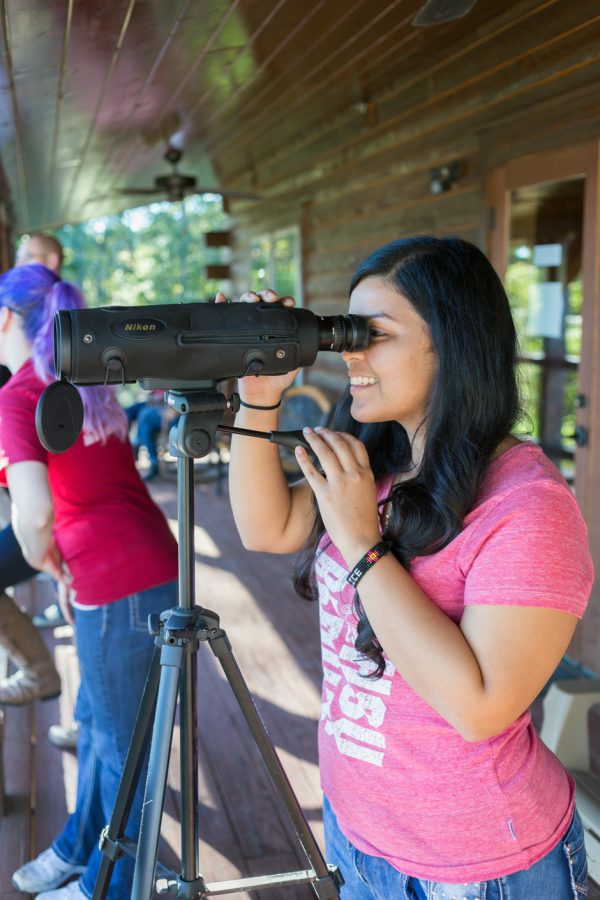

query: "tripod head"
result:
(166, 387), (234, 459)
(167, 386), (315, 460)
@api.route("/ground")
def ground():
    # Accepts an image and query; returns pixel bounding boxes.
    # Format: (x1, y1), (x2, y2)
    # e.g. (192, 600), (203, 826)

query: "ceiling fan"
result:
(412, 0), (478, 26)
(113, 145), (261, 203)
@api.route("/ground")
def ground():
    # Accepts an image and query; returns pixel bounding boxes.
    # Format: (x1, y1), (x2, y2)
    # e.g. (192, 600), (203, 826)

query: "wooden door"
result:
(489, 142), (600, 518)
(489, 142), (600, 670)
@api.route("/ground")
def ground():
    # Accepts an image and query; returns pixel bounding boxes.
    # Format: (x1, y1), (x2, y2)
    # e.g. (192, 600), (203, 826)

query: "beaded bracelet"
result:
(239, 398), (282, 410)
(346, 541), (392, 588)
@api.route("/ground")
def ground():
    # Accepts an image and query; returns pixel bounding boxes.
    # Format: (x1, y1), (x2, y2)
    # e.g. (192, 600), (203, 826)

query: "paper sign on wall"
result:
(532, 243), (562, 267)
(527, 282), (564, 340)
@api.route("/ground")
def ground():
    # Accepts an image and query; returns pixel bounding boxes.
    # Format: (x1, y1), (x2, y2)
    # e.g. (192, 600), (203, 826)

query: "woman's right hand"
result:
(215, 289), (300, 405)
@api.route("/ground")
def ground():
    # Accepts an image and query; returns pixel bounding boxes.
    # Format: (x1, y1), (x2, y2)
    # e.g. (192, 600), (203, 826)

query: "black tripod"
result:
(91, 387), (341, 900)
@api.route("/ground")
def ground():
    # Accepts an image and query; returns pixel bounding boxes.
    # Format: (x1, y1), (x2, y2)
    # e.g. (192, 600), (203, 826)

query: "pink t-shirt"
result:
(317, 442), (593, 883)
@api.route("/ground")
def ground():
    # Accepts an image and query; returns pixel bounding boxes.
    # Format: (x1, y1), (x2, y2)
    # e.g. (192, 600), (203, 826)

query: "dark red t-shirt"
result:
(0, 360), (178, 605)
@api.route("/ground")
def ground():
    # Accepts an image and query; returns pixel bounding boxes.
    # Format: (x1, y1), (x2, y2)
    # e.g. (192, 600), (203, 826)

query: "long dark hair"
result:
(294, 236), (520, 676)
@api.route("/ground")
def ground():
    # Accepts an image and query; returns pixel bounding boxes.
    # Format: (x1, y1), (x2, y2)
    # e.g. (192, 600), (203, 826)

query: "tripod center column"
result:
(177, 454), (195, 610)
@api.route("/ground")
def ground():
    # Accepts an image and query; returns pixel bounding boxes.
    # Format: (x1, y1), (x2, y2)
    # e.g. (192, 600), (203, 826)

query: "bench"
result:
(540, 678), (600, 883)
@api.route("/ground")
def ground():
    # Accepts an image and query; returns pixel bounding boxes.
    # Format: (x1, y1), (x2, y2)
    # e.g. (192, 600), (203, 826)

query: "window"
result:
(250, 226), (302, 305)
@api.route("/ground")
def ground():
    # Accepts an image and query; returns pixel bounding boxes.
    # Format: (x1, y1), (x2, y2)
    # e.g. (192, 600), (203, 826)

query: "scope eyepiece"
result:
(319, 314), (368, 353)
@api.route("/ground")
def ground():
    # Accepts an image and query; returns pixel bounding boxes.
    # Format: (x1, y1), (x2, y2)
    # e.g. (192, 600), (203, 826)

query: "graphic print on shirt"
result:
(316, 549), (395, 767)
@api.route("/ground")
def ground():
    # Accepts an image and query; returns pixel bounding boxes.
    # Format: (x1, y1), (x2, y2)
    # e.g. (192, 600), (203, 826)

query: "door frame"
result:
(488, 141), (600, 525)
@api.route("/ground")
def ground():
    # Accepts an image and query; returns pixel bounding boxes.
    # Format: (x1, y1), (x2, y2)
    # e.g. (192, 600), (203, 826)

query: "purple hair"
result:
(0, 264), (128, 443)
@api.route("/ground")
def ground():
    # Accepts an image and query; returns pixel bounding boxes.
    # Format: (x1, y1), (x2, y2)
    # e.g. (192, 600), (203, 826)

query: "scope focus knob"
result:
(148, 613), (161, 636)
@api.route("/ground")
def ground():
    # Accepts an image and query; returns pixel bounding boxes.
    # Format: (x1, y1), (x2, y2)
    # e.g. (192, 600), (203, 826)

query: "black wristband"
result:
(346, 541), (392, 588)
(239, 398), (282, 410)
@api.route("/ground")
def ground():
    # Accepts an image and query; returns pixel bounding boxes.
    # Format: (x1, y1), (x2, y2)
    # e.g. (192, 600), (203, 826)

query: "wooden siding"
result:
(225, 0), (600, 674)
(227, 0), (600, 395)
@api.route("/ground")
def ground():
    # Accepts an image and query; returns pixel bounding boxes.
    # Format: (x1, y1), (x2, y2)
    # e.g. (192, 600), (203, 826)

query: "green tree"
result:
(54, 195), (229, 307)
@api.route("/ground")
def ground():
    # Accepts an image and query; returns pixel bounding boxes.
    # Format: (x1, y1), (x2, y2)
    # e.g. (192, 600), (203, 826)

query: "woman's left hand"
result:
(39, 537), (66, 583)
(39, 538), (75, 625)
(294, 427), (382, 564)
(57, 580), (75, 626)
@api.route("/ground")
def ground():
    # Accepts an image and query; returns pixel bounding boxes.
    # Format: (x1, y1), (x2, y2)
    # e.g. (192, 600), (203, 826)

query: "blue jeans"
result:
(52, 581), (178, 899)
(323, 796), (588, 899)
(0, 521), (38, 590)
(134, 406), (163, 468)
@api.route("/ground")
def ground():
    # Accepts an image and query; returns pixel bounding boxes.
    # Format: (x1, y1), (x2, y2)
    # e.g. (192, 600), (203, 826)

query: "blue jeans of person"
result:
(0, 521), (38, 590)
(323, 795), (588, 899)
(135, 406), (163, 469)
(52, 581), (178, 899)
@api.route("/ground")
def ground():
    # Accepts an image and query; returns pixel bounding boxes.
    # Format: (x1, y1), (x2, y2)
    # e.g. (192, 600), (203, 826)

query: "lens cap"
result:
(35, 381), (84, 453)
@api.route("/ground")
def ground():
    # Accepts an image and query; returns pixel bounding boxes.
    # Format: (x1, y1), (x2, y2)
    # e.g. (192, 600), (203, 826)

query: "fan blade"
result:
(194, 187), (262, 201)
(113, 187), (163, 195)
(86, 185), (261, 206)
(412, 0), (478, 26)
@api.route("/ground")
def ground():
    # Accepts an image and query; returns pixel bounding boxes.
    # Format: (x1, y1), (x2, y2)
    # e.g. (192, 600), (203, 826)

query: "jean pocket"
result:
(562, 810), (588, 898)
(427, 881), (486, 900)
(128, 582), (177, 634)
(128, 593), (149, 633)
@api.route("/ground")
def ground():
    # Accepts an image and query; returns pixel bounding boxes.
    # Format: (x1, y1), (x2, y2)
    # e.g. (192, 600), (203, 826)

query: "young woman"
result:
(223, 236), (593, 900)
(0, 264), (179, 899)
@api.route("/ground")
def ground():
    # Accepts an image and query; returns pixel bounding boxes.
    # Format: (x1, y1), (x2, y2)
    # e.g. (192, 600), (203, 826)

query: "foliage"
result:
(505, 255), (582, 470)
(51, 195), (229, 308)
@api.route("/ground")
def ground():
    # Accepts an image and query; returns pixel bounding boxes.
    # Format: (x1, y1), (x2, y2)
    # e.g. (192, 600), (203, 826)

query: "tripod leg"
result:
(177, 455), (201, 883)
(180, 648), (199, 881)
(209, 632), (338, 896)
(132, 644), (184, 900)
(92, 646), (162, 900)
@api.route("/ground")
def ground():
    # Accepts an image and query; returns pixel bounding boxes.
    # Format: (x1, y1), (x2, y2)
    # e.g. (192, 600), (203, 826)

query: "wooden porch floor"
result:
(0, 470), (598, 898)
(0, 473), (324, 899)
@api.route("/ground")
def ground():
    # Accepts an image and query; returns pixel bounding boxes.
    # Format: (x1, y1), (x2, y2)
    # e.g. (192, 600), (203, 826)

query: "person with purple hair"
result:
(0, 264), (179, 899)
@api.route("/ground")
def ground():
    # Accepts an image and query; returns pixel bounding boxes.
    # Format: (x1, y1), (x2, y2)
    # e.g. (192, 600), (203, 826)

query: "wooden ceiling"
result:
(0, 0), (534, 233)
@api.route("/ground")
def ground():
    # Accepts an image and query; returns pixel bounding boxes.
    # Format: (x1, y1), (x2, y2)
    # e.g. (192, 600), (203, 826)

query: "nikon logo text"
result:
(111, 317), (167, 340)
